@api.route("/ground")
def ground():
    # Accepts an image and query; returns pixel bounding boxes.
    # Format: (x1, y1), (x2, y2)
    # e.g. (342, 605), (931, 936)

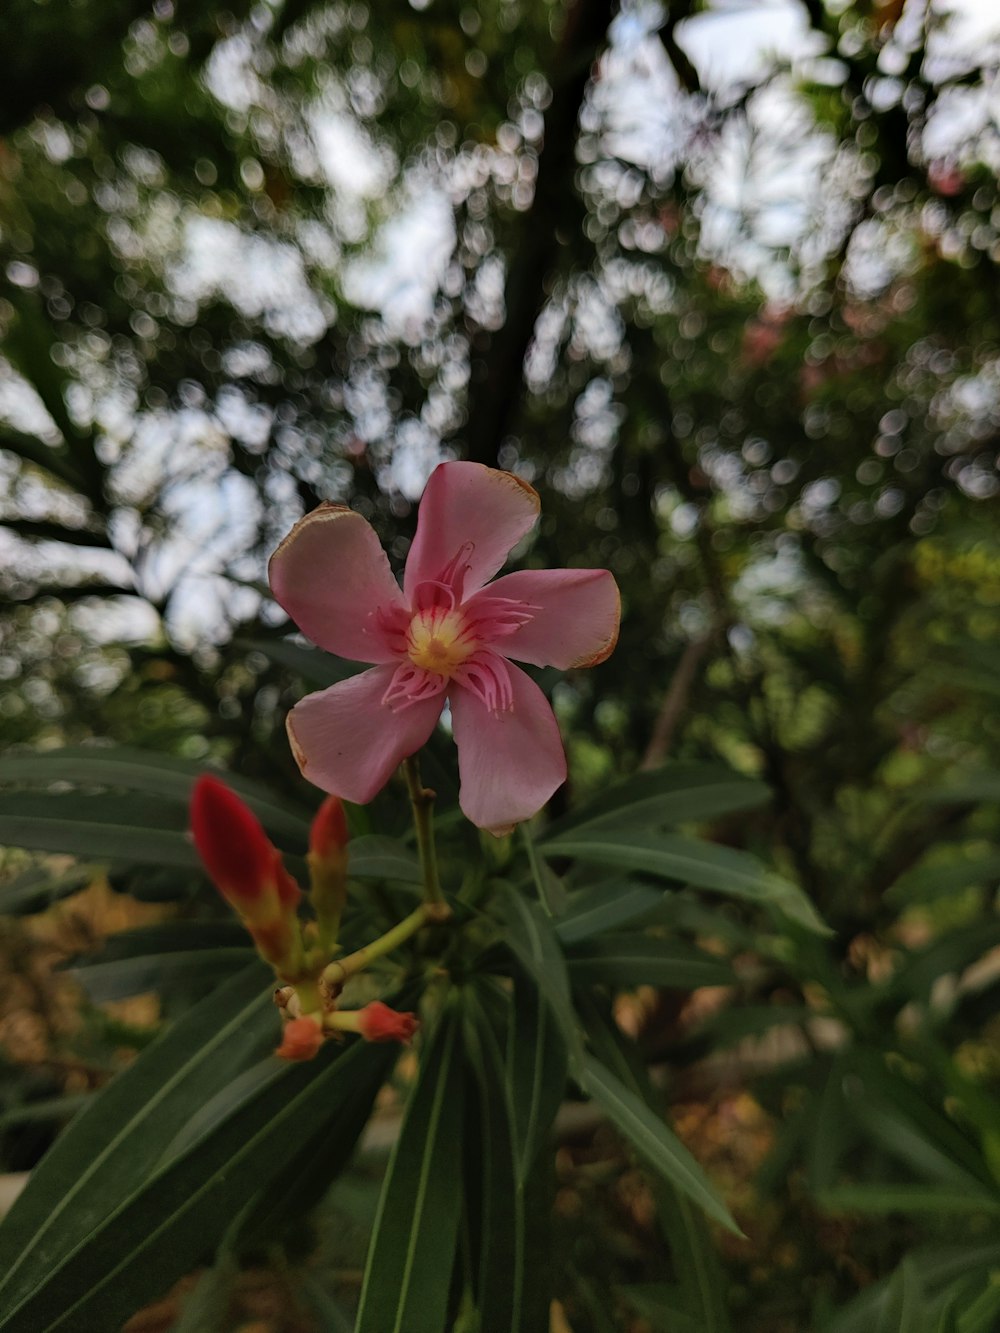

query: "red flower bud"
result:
(191, 775), (301, 914)
(191, 775), (303, 974)
(276, 1016), (324, 1062)
(308, 795), (350, 944)
(310, 795), (349, 862)
(355, 1001), (419, 1045)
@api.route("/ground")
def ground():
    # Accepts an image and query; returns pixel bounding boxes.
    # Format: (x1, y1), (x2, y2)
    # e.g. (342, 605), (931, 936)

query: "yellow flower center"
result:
(406, 607), (475, 678)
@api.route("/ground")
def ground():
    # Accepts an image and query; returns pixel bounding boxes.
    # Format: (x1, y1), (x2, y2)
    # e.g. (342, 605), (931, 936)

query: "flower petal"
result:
(287, 665), (442, 804)
(404, 462), (540, 600)
(269, 503), (407, 663)
(450, 662), (567, 833)
(476, 568), (620, 669)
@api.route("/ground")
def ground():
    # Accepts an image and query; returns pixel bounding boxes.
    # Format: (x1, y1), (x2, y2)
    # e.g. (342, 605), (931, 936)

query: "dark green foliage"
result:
(1, 0), (1000, 1326)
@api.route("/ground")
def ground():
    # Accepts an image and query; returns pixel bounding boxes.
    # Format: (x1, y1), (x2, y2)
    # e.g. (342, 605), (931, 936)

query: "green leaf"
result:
(349, 835), (422, 884)
(846, 1050), (995, 1192)
(818, 1185), (1000, 1215)
(298, 1276), (354, 1333)
(0, 1093), (91, 1133)
(0, 862), (103, 915)
(569, 1269), (620, 1333)
(888, 853), (1000, 903)
(0, 747), (310, 843)
(463, 987), (525, 1333)
(506, 966), (568, 1184)
(806, 1058), (856, 1195)
(158, 1058), (289, 1168)
(620, 1285), (700, 1331)
(695, 1002), (815, 1051)
(355, 998), (466, 1333)
(539, 830), (829, 934)
(655, 1189), (733, 1332)
(73, 947), (254, 1002)
(522, 825), (568, 916)
(576, 994), (733, 1329)
(70, 920), (249, 967)
(956, 1279), (1000, 1333)
(0, 791), (198, 867)
(170, 1210), (243, 1333)
(498, 884), (584, 1072)
(0, 1034), (394, 1331)
(545, 763), (770, 838)
(815, 1247), (998, 1332)
(884, 922), (1000, 1005)
(242, 1045), (397, 1247)
(555, 881), (663, 944)
(0, 963), (274, 1318)
(578, 1054), (739, 1235)
(566, 934), (733, 989)
(234, 989), (418, 1247)
(880, 1257), (931, 1333)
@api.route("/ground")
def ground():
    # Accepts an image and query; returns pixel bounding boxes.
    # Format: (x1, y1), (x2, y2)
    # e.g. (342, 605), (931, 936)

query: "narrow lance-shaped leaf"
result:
(0, 1036), (395, 1332)
(0, 746), (310, 841)
(578, 1054), (740, 1235)
(354, 996), (466, 1333)
(0, 963), (274, 1314)
(0, 791), (201, 868)
(498, 883), (584, 1073)
(521, 824), (567, 917)
(818, 1185), (1000, 1216)
(554, 880), (663, 945)
(241, 984), (425, 1246)
(577, 992), (732, 1331)
(566, 934), (734, 990)
(545, 763), (771, 838)
(540, 830), (829, 935)
(846, 1049), (997, 1192)
(347, 835), (422, 884)
(0, 863), (104, 916)
(462, 986), (525, 1333)
(506, 964), (568, 1185)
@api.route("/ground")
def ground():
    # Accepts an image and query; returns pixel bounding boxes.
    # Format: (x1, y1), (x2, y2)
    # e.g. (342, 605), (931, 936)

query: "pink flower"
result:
(269, 461), (620, 833)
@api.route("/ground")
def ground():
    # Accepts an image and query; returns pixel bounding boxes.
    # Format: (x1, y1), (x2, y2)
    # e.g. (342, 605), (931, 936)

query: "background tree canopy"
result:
(1, 0), (1000, 1329)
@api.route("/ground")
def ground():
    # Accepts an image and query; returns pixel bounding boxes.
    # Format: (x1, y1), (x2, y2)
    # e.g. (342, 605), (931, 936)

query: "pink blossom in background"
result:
(269, 461), (620, 833)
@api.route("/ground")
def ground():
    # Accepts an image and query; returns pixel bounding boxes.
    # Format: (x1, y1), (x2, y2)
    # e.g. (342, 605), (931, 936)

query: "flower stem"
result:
(321, 902), (430, 990)
(402, 753), (449, 918)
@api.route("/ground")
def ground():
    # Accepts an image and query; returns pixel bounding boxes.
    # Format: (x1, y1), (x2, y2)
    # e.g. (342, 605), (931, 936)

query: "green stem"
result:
(321, 903), (431, 989)
(403, 753), (448, 914)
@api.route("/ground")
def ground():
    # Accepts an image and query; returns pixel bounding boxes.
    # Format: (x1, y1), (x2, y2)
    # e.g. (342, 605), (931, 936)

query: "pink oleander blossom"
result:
(269, 461), (620, 833)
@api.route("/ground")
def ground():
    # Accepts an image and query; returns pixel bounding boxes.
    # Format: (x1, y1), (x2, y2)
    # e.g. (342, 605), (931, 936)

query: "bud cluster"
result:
(190, 775), (419, 1061)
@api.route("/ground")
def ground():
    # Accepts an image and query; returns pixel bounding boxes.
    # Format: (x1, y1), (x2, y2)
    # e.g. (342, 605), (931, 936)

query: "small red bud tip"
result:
(276, 1016), (324, 1062)
(356, 1001), (419, 1044)
(310, 795), (349, 861)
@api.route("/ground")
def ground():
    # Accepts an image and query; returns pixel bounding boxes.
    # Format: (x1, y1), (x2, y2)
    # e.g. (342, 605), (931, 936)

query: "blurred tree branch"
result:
(465, 0), (617, 465)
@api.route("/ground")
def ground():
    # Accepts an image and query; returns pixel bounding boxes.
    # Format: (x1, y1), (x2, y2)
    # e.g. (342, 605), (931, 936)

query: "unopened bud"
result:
(355, 1001), (419, 1044)
(308, 795), (350, 945)
(324, 1001), (418, 1043)
(276, 1015), (324, 1062)
(190, 774), (302, 973)
(310, 795), (349, 863)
